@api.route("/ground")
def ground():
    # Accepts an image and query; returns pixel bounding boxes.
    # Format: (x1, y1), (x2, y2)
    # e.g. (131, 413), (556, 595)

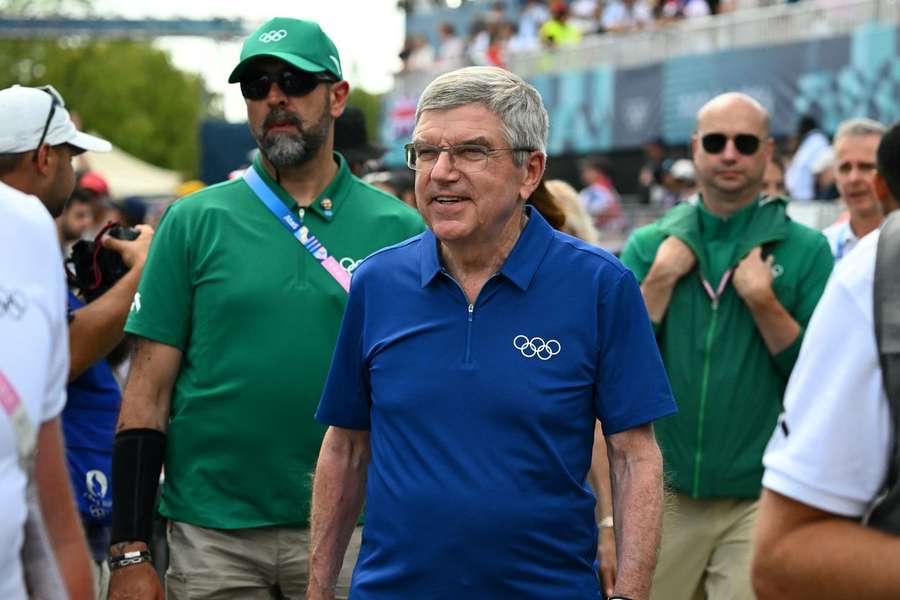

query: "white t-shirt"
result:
(762, 229), (890, 517)
(822, 220), (860, 262)
(785, 130), (831, 201)
(0, 181), (68, 600)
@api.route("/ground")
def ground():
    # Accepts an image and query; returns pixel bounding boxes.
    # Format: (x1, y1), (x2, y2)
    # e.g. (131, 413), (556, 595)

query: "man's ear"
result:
(34, 143), (53, 175)
(873, 171), (899, 214)
(518, 151), (546, 200)
(329, 81), (350, 119)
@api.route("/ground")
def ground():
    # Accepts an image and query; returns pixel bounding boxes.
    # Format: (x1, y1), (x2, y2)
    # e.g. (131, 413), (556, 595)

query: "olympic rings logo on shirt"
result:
(513, 335), (562, 361)
(258, 29), (288, 43)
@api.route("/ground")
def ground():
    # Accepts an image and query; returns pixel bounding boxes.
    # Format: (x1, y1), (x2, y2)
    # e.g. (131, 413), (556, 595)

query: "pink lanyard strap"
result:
(0, 370), (36, 473)
(698, 269), (733, 309)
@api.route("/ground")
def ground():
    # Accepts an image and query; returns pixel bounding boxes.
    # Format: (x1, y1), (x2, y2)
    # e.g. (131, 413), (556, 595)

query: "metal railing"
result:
(393, 0), (898, 96)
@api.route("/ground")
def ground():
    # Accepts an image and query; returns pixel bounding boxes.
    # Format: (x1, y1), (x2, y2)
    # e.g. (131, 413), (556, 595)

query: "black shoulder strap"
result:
(874, 212), (900, 507)
(875, 212), (900, 405)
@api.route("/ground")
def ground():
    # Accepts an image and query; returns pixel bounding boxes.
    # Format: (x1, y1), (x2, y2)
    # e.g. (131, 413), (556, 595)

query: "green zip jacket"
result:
(621, 196), (833, 498)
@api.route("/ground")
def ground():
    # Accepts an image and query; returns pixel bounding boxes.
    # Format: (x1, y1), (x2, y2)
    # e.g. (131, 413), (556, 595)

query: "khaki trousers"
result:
(165, 521), (362, 600)
(651, 493), (758, 600)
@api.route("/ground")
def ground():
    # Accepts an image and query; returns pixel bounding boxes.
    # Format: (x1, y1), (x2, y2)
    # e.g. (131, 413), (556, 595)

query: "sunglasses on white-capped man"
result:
(33, 85), (64, 162)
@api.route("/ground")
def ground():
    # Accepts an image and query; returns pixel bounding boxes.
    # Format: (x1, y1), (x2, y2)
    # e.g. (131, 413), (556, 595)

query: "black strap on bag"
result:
(868, 212), (900, 533)
(875, 212), (900, 439)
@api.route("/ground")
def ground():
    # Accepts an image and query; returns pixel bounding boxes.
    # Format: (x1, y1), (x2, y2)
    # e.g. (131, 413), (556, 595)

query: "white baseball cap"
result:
(0, 85), (111, 154)
(671, 159), (696, 182)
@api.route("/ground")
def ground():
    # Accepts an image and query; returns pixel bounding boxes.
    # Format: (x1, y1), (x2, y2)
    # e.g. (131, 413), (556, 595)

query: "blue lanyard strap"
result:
(243, 167), (351, 293)
(835, 222), (851, 260)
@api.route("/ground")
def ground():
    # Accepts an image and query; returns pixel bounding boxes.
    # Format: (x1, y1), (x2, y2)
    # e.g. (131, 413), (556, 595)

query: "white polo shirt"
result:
(0, 181), (68, 600)
(762, 229), (890, 517)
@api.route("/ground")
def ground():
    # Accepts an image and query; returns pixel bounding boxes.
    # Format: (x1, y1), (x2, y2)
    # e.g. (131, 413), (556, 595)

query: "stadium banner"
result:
(379, 23), (899, 162)
(532, 66), (615, 155)
(660, 35), (850, 143)
(611, 63), (664, 149)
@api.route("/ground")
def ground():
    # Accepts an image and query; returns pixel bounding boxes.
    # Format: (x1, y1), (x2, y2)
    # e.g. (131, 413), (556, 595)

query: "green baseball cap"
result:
(228, 17), (343, 83)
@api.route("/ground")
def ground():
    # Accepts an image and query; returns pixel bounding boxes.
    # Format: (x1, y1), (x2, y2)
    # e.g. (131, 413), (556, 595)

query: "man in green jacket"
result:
(620, 92), (833, 600)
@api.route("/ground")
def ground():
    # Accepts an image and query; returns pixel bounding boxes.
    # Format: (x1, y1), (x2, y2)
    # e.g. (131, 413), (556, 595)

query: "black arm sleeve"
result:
(110, 428), (166, 545)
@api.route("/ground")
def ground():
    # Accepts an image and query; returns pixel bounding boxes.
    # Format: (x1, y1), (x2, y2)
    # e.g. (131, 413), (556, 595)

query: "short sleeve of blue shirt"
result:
(316, 275), (371, 430)
(594, 270), (677, 434)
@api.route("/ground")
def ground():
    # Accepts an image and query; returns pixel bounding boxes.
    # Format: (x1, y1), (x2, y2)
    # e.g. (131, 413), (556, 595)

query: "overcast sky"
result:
(94, 0), (406, 121)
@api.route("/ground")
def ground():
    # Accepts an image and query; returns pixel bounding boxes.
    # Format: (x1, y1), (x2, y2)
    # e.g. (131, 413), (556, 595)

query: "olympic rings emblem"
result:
(258, 29), (288, 43)
(513, 335), (562, 361)
(339, 257), (360, 273)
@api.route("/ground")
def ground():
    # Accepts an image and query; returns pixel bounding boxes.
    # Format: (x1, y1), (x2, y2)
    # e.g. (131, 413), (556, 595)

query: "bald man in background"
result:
(620, 93), (834, 600)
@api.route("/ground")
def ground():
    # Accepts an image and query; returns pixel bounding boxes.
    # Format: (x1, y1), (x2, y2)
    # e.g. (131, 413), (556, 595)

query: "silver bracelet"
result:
(109, 550), (152, 570)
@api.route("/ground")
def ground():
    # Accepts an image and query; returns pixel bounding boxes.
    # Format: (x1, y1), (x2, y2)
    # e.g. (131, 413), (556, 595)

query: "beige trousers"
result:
(651, 493), (758, 600)
(165, 521), (362, 600)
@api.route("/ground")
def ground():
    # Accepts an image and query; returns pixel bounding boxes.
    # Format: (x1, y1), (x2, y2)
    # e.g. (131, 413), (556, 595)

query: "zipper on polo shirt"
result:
(297, 207), (305, 222)
(441, 270), (499, 366)
(466, 303), (474, 363)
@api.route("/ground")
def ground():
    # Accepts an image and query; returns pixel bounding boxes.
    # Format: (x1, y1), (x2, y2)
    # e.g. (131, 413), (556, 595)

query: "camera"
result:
(67, 223), (139, 302)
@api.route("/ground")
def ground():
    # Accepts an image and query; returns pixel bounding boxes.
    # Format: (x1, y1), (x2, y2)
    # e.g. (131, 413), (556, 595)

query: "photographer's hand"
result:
(103, 224), (154, 269)
(68, 224), (155, 382)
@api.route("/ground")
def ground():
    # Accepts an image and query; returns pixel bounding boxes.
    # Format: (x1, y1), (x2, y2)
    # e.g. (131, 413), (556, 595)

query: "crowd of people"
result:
(1, 11), (899, 600)
(399, 0), (802, 72)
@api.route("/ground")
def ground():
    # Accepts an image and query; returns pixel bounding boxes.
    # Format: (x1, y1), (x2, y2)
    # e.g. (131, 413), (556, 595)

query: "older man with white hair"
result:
(309, 66), (676, 600)
(821, 117), (886, 261)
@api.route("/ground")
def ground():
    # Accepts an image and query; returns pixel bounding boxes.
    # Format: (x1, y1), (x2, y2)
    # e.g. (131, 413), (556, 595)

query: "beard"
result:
(256, 104), (332, 170)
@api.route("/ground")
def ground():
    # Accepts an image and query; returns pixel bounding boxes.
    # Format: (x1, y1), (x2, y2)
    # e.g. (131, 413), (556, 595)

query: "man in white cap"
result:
(0, 83), (111, 599)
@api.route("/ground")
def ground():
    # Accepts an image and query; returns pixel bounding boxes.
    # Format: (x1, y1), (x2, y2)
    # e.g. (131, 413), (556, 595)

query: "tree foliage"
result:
(347, 87), (383, 143)
(0, 38), (206, 176)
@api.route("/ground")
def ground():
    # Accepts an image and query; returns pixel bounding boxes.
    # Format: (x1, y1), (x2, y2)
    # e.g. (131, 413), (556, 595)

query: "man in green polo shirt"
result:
(106, 17), (423, 600)
(620, 93), (833, 600)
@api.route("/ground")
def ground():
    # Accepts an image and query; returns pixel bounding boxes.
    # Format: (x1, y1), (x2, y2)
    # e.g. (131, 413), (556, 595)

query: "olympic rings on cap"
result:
(258, 30), (288, 43)
(513, 335), (562, 361)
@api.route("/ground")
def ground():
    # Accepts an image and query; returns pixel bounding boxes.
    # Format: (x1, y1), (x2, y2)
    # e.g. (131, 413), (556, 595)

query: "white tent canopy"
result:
(77, 145), (182, 197)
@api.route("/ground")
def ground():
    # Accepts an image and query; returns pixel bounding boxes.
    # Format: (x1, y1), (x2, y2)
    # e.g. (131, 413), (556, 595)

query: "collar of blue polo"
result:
(250, 151), (351, 221)
(418, 204), (554, 290)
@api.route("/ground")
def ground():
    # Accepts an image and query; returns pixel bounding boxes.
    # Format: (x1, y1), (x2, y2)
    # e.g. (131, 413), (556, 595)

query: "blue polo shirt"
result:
(316, 208), (676, 599)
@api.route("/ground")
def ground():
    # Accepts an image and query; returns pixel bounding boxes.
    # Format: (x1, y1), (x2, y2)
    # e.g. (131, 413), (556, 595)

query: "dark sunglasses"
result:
(33, 86), (63, 163)
(701, 133), (761, 156)
(240, 68), (336, 101)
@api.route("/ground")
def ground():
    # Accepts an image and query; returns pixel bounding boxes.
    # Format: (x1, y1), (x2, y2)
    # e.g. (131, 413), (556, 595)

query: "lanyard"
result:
(243, 167), (351, 293)
(698, 269), (733, 310)
(835, 222), (852, 261)
(0, 370), (36, 473)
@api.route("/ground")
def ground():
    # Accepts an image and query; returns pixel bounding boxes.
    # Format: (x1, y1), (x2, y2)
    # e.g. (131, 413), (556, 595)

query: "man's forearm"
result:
(608, 434), (664, 600)
(34, 418), (94, 600)
(68, 266), (142, 381)
(743, 288), (800, 355)
(754, 490), (900, 599)
(639, 268), (680, 324)
(308, 428), (370, 596)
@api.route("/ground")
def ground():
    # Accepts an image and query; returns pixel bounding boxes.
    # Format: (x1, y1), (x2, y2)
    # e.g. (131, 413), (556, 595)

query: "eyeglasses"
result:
(700, 133), (761, 156)
(239, 68), (336, 100)
(33, 85), (64, 162)
(404, 143), (535, 173)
